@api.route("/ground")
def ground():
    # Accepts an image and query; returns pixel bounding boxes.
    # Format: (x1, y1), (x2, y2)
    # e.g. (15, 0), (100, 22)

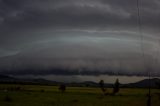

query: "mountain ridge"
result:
(0, 74), (160, 88)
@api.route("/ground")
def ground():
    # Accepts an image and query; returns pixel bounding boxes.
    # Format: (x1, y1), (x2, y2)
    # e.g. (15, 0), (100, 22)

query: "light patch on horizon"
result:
(13, 74), (152, 84)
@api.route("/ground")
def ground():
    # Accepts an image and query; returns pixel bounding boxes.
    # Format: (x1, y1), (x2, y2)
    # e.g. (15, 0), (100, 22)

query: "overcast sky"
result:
(0, 0), (160, 77)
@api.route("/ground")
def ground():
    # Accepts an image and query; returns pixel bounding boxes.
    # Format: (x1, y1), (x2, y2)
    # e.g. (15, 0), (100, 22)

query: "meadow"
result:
(0, 84), (160, 106)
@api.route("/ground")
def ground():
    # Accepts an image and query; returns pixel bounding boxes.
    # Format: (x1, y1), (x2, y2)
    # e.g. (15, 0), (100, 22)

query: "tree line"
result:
(58, 79), (120, 95)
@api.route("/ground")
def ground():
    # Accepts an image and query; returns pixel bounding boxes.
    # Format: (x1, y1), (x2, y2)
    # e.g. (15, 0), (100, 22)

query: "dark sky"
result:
(0, 0), (160, 76)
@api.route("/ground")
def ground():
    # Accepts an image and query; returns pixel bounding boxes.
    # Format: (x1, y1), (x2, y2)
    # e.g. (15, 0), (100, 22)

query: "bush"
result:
(99, 80), (106, 95)
(59, 84), (66, 93)
(40, 89), (45, 92)
(4, 95), (12, 102)
(113, 79), (120, 94)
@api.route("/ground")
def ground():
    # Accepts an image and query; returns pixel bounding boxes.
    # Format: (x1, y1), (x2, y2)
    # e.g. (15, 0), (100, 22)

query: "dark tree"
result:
(59, 84), (66, 93)
(155, 81), (160, 89)
(113, 79), (120, 94)
(4, 95), (12, 102)
(147, 94), (151, 106)
(99, 80), (106, 94)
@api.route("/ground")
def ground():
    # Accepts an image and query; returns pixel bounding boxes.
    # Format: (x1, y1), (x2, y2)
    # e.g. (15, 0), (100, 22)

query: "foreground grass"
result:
(0, 84), (160, 106)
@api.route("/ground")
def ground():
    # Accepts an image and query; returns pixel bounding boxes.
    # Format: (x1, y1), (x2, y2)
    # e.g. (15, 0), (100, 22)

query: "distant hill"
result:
(123, 78), (160, 88)
(0, 74), (160, 88)
(0, 74), (13, 79)
(0, 74), (17, 81)
(0, 74), (59, 85)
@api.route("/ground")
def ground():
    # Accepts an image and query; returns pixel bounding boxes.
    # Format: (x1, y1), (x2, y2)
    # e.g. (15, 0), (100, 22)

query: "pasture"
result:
(0, 84), (160, 106)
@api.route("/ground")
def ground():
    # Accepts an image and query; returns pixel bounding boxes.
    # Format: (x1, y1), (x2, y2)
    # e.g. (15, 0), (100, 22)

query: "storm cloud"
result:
(0, 0), (160, 76)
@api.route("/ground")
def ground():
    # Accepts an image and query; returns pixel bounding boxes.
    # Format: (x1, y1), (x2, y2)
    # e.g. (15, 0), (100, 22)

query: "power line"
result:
(136, 0), (151, 106)
(136, 0), (145, 68)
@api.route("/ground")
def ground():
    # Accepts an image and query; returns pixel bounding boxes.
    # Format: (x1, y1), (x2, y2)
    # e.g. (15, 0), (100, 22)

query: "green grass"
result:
(0, 84), (160, 106)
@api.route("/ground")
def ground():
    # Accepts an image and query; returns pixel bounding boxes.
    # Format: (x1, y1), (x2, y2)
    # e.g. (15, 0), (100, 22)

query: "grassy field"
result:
(0, 84), (160, 106)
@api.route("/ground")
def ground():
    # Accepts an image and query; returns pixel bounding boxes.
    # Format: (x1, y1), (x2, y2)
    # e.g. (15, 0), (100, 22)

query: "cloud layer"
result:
(0, 0), (160, 76)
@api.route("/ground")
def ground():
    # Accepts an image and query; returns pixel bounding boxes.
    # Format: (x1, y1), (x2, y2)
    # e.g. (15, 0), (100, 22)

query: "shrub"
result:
(59, 84), (66, 93)
(4, 95), (12, 102)
(99, 80), (106, 95)
(113, 79), (120, 94)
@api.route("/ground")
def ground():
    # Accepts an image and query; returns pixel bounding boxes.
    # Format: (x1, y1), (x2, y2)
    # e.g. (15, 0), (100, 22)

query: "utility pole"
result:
(136, 0), (151, 105)
(147, 71), (151, 106)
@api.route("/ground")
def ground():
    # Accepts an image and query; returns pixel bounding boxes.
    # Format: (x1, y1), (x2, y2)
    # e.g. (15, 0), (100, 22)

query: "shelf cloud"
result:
(0, 0), (160, 76)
